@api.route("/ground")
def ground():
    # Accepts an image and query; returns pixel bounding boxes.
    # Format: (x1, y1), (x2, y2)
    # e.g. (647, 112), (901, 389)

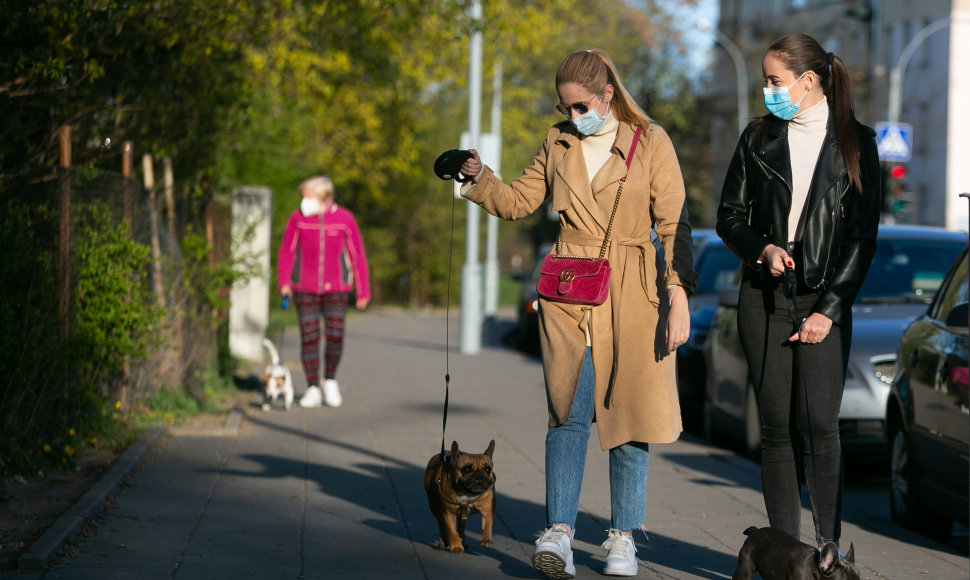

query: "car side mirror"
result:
(718, 286), (740, 308)
(944, 302), (969, 336)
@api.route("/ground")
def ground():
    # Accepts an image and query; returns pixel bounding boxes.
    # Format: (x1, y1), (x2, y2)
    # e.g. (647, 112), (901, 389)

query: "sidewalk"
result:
(8, 308), (968, 579)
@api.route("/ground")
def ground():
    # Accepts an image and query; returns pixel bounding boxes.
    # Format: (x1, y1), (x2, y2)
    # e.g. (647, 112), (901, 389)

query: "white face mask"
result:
(300, 197), (321, 217)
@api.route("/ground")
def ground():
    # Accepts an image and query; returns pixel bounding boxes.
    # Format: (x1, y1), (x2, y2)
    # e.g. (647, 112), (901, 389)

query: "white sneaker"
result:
(532, 524), (575, 579)
(322, 379), (342, 407)
(601, 529), (637, 576)
(299, 385), (322, 408)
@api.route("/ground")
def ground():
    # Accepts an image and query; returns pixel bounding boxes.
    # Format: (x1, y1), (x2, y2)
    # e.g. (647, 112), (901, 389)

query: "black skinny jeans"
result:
(736, 274), (850, 546)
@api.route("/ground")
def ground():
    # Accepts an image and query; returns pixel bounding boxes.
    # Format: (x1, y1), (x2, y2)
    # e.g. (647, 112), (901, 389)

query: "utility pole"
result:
(888, 18), (950, 124)
(483, 58), (502, 320)
(459, 0), (483, 355)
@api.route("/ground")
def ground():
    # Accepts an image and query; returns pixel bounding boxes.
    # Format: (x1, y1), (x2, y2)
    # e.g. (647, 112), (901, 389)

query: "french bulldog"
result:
(423, 439), (496, 553)
(732, 526), (861, 580)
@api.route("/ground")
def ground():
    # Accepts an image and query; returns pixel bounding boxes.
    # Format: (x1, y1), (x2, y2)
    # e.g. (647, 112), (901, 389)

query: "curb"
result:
(17, 426), (166, 573)
(15, 405), (244, 573)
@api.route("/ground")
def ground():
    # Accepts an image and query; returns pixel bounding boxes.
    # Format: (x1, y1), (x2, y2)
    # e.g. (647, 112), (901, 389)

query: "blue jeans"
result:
(545, 348), (650, 532)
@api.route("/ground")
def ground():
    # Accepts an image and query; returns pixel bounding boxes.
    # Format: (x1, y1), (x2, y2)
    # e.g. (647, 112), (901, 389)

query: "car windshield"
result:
(857, 240), (965, 304)
(694, 244), (740, 294)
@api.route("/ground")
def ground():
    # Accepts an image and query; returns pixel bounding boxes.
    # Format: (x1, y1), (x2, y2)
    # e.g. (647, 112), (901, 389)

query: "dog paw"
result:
(481, 538), (494, 549)
(261, 403), (271, 411)
(449, 544), (465, 554)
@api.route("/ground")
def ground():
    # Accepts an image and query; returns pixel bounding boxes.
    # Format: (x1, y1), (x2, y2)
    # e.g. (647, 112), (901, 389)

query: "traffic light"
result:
(886, 163), (911, 218)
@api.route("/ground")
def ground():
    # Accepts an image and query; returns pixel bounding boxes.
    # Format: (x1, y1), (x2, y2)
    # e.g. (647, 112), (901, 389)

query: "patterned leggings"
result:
(294, 292), (349, 386)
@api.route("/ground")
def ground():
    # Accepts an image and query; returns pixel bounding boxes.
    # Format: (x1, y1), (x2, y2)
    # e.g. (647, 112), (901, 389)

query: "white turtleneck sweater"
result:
(581, 112), (619, 182)
(787, 96), (828, 242)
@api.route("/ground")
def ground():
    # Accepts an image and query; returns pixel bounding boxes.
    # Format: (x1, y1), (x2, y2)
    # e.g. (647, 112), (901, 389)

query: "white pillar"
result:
(947, 11), (970, 231)
(228, 186), (272, 363)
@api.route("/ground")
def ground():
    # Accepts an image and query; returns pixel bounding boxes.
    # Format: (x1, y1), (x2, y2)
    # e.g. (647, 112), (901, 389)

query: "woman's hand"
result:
(666, 285), (690, 354)
(760, 244), (794, 277)
(788, 312), (832, 344)
(460, 149), (483, 181)
(281, 285), (292, 298)
(356, 298), (369, 310)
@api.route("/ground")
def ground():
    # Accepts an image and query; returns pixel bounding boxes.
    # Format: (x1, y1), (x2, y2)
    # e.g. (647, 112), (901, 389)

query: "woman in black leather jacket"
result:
(716, 33), (880, 550)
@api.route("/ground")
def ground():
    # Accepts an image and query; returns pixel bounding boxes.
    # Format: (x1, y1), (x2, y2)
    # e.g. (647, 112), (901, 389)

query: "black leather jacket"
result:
(716, 112), (881, 324)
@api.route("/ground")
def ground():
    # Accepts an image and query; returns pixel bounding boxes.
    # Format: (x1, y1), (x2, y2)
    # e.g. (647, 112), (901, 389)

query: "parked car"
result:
(885, 245), (968, 541)
(677, 231), (740, 432)
(703, 225), (966, 457)
(512, 243), (553, 354)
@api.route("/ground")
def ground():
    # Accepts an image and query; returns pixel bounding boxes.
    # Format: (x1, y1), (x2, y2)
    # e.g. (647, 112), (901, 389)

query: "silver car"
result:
(703, 225), (966, 457)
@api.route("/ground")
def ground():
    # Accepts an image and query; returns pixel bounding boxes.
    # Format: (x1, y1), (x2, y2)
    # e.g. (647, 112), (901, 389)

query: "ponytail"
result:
(828, 54), (862, 192)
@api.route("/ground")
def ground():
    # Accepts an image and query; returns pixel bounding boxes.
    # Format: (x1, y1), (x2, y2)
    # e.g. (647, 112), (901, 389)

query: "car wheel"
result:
(743, 383), (761, 460)
(889, 426), (952, 541)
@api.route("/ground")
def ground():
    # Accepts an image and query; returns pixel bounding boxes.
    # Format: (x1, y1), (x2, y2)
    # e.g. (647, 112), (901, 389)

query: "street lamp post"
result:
(888, 18), (951, 124)
(460, 0), (483, 355)
(699, 19), (749, 135)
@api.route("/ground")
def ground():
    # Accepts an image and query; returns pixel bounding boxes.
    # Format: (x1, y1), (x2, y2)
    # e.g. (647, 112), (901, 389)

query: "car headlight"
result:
(872, 358), (895, 385)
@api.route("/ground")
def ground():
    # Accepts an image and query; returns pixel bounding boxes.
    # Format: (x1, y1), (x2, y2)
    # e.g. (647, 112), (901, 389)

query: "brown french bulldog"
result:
(423, 439), (496, 553)
(732, 526), (861, 580)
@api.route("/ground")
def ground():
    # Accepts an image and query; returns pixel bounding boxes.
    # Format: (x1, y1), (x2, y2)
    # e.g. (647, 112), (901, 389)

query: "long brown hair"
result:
(555, 49), (650, 127)
(763, 34), (862, 192)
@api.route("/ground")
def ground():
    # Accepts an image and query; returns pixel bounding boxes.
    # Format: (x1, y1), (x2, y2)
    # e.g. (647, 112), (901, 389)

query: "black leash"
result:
(441, 194), (457, 460)
(786, 265), (826, 545)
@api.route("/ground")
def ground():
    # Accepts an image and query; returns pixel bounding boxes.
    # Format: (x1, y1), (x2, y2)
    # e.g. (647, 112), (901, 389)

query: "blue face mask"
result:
(763, 71), (808, 121)
(572, 100), (610, 135)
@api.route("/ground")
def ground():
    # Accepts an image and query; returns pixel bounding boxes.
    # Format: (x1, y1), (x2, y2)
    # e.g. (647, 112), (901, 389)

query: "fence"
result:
(0, 126), (238, 469)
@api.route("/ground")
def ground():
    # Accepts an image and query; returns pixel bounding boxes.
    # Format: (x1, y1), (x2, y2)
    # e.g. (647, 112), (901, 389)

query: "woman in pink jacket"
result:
(278, 176), (371, 408)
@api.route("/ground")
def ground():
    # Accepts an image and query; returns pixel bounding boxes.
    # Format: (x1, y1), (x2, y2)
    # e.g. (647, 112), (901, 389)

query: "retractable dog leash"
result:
(433, 148), (475, 461)
(786, 265), (824, 544)
(439, 195), (458, 460)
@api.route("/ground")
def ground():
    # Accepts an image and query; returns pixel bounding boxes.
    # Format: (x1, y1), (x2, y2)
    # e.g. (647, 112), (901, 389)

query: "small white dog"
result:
(261, 338), (294, 411)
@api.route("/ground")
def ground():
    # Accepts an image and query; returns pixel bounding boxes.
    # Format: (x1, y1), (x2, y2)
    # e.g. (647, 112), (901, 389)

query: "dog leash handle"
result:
(281, 295), (290, 310)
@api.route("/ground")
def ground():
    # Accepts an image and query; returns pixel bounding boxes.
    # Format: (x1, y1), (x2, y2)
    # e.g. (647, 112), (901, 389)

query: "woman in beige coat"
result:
(460, 49), (695, 579)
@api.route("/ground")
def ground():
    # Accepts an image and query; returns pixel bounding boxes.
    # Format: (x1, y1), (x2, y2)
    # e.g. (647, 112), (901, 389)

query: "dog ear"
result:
(484, 439), (495, 457)
(818, 542), (840, 573)
(844, 542), (854, 563)
(450, 440), (460, 459)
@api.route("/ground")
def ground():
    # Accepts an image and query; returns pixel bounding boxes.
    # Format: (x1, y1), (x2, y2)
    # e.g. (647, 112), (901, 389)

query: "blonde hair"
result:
(299, 176), (334, 201)
(555, 49), (650, 126)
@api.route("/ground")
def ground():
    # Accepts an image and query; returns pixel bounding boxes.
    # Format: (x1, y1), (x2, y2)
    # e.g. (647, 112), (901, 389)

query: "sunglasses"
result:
(556, 94), (600, 117)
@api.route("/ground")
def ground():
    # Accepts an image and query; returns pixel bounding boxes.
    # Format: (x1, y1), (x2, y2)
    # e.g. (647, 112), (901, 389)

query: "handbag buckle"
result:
(558, 270), (576, 283)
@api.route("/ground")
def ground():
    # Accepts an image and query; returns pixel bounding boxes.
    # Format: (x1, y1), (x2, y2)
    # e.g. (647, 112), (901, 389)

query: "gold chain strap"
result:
(553, 125), (641, 261)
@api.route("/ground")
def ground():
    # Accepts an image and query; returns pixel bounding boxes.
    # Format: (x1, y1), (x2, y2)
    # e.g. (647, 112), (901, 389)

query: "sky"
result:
(667, 0), (720, 77)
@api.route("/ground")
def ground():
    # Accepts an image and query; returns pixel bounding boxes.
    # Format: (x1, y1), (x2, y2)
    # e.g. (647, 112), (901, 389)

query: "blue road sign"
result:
(876, 122), (913, 162)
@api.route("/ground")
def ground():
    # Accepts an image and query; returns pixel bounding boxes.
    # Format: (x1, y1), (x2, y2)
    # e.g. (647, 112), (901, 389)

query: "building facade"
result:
(709, 0), (970, 230)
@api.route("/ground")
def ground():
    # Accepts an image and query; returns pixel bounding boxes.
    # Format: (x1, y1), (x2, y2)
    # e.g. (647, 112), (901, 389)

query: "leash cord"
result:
(786, 266), (824, 544)
(442, 195), (456, 458)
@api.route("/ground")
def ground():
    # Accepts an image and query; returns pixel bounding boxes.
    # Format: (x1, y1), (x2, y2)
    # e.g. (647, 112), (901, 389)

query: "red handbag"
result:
(536, 126), (641, 306)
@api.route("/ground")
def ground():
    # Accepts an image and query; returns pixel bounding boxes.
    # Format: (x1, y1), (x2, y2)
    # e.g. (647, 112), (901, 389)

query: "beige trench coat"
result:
(462, 120), (696, 449)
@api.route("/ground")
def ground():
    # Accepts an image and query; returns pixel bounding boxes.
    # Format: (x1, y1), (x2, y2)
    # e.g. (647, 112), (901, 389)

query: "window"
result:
(930, 251), (969, 322)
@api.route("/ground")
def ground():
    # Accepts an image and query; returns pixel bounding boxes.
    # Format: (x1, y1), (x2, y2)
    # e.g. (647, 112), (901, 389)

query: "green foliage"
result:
(0, 0), (261, 175)
(0, 199), (65, 471)
(72, 202), (164, 378)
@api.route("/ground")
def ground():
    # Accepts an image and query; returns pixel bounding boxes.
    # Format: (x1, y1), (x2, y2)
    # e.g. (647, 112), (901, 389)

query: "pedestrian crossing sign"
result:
(875, 122), (913, 162)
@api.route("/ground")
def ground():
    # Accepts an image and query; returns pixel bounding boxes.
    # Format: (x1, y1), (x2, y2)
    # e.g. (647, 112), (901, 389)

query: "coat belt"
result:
(556, 230), (658, 408)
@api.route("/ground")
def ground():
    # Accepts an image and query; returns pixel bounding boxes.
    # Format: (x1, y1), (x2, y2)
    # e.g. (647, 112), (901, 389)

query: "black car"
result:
(512, 243), (553, 354)
(703, 225), (966, 457)
(885, 245), (969, 542)
(677, 231), (740, 432)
